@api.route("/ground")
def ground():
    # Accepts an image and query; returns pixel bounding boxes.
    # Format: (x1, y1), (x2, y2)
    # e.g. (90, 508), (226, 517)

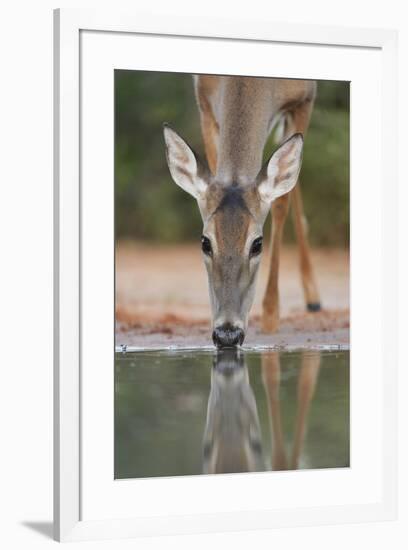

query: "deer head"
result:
(163, 124), (303, 348)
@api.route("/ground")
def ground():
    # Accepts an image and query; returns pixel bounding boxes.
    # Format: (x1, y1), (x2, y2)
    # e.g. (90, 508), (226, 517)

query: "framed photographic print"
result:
(54, 8), (398, 542)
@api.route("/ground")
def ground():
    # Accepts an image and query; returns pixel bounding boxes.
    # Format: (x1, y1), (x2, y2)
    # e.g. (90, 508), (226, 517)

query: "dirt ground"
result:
(116, 241), (349, 350)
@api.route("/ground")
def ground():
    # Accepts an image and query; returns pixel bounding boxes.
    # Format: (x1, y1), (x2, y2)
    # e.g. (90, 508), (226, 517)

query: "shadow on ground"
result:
(22, 521), (53, 540)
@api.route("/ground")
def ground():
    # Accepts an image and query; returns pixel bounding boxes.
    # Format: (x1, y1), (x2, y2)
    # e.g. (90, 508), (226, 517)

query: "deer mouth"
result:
(212, 324), (245, 348)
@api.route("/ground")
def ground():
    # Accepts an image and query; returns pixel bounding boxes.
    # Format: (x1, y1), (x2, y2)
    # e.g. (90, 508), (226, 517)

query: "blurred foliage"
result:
(115, 71), (349, 246)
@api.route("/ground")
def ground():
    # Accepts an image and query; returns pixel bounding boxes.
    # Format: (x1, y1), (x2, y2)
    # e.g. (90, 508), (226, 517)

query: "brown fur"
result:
(203, 350), (321, 473)
(261, 351), (321, 470)
(194, 75), (321, 332)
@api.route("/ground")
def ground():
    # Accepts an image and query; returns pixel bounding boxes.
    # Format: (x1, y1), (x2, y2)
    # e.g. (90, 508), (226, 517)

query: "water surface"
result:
(115, 350), (349, 479)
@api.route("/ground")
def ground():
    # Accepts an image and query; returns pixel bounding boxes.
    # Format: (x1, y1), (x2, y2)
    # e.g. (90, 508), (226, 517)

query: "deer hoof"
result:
(307, 302), (321, 312)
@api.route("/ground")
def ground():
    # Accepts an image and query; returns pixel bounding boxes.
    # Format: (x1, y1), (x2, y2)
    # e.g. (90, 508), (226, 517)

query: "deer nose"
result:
(212, 324), (245, 348)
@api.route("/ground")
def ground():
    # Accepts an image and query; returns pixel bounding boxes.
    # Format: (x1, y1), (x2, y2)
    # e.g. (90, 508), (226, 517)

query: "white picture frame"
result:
(54, 8), (398, 543)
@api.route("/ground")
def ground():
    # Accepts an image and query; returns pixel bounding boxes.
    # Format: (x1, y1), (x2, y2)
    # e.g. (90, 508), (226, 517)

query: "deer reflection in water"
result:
(203, 350), (264, 474)
(203, 350), (321, 474)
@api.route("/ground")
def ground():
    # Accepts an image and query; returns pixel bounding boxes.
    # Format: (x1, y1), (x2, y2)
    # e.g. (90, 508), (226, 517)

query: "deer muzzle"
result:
(212, 323), (245, 348)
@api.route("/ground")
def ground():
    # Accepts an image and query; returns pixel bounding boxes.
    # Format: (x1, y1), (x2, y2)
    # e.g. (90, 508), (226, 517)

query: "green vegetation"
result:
(115, 72), (349, 247)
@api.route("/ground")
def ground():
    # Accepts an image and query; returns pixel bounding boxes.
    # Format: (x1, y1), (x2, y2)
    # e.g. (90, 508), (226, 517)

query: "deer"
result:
(202, 349), (321, 474)
(202, 349), (264, 474)
(163, 76), (321, 349)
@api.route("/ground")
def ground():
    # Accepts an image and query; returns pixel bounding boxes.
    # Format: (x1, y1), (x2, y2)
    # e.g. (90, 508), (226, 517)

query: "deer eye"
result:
(250, 237), (263, 256)
(201, 235), (212, 256)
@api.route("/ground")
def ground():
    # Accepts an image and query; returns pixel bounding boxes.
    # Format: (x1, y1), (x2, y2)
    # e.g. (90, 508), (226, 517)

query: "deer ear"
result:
(257, 133), (303, 204)
(163, 124), (209, 200)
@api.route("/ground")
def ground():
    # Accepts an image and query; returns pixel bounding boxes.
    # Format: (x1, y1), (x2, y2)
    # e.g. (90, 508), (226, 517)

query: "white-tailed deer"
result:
(202, 350), (264, 474)
(163, 76), (320, 348)
(202, 350), (321, 474)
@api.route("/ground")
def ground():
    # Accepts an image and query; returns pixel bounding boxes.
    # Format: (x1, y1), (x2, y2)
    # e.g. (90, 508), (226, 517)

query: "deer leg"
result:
(195, 76), (219, 174)
(262, 99), (321, 331)
(199, 110), (218, 175)
(290, 351), (321, 469)
(290, 102), (321, 312)
(262, 193), (290, 332)
(261, 352), (288, 471)
(291, 184), (321, 311)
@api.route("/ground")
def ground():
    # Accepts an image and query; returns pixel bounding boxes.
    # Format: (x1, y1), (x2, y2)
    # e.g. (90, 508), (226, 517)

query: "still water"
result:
(115, 350), (349, 479)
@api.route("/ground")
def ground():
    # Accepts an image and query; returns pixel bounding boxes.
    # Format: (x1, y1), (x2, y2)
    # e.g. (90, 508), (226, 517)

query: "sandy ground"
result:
(116, 241), (349, 350)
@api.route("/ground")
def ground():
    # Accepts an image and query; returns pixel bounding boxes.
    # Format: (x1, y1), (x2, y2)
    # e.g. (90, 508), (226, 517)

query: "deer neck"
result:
(215, 77), (273, 186)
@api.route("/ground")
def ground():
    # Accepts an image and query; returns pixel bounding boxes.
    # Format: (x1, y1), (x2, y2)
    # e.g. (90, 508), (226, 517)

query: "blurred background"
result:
(115, 72), (350, 339)
(115, 71), (349, 247)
